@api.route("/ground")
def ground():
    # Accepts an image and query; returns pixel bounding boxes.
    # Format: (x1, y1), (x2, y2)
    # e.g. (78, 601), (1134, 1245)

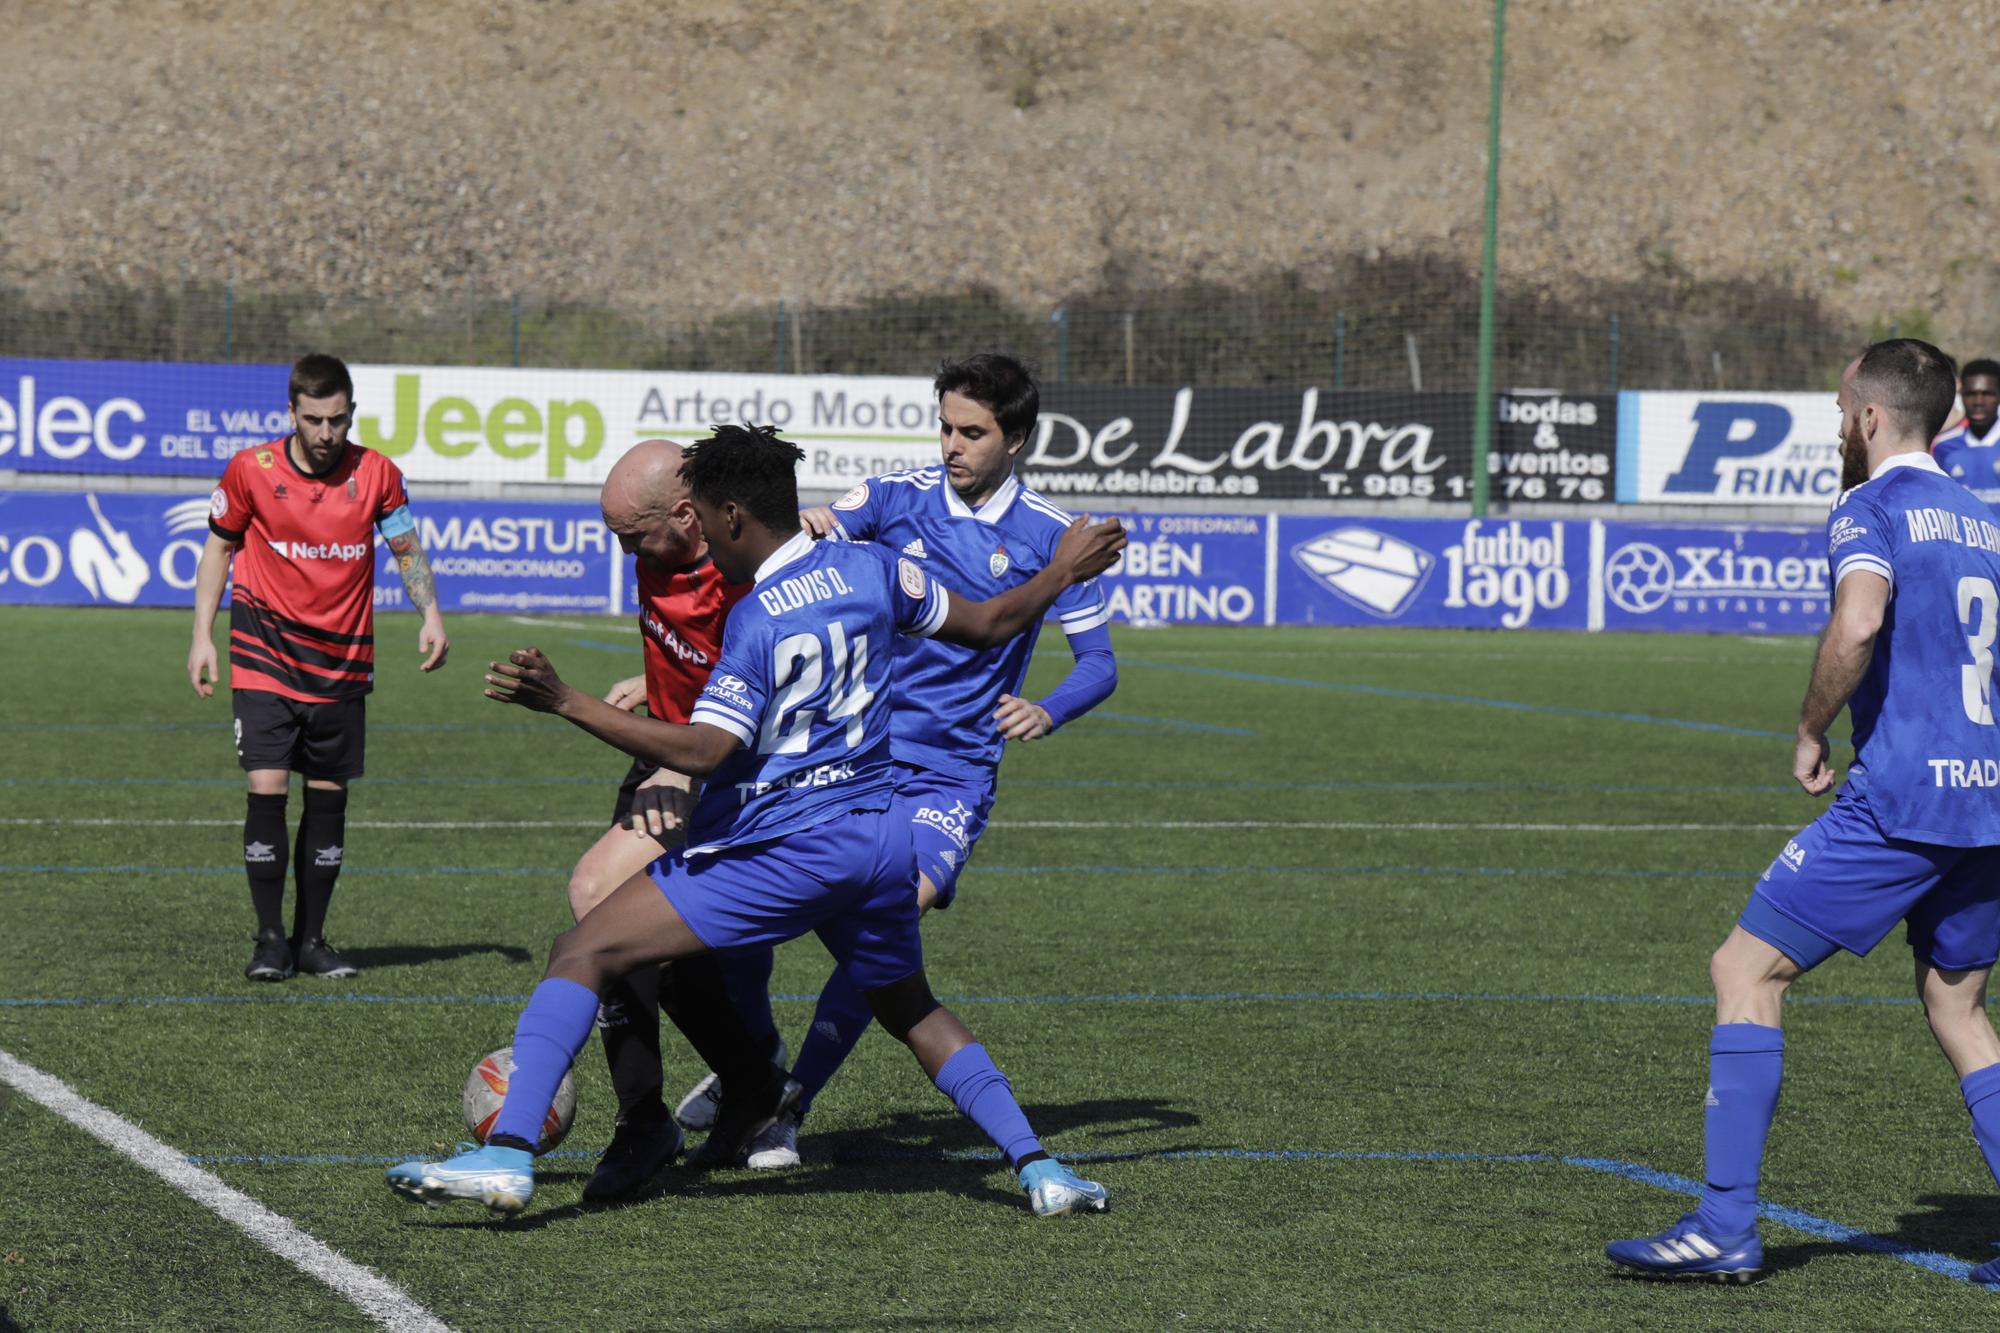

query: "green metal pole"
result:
(1471, 0), (1506, 517)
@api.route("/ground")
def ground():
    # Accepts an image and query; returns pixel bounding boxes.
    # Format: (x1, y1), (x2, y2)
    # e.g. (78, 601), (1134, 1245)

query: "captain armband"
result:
(378, 505), (417, 539)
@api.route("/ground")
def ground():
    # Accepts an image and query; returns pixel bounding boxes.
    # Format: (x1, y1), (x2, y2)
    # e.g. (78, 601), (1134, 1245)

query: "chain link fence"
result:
(0, 267), (1879, 392)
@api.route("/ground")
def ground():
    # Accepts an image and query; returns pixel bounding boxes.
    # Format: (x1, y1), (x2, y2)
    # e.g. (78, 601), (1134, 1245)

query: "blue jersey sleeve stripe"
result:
(1834, 553), (1894, 588)
(1057, 590), (1108, 621)
(1060, 606), (1113, 634)
(696, 688), (756, 720)
(690, 704), (756, 744)
(694, 696), (758, 729)
(1018, 492), (1077, 526)
(910, 586), (951, 639)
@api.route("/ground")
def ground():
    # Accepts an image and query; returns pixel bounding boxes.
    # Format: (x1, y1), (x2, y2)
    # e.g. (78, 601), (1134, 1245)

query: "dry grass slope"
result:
(4, 1), (1998, 343)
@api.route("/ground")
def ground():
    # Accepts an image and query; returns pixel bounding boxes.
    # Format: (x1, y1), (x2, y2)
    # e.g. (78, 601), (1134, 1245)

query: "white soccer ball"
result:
(462, 1046), (578, 1154)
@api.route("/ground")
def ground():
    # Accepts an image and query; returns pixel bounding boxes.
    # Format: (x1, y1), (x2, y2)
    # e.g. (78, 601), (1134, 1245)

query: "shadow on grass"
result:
(332, 943), (534, 971)
(1697, 1194), (2000, 1280)
(1885, 1192), (2000, 1269)
(415, 1096), (1202, 1233)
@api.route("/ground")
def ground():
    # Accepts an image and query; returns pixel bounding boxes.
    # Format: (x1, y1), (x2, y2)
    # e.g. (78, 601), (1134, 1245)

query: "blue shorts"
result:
(895, 762), (996, 909)
(647, 809), (923, 992)
(1743, 787), (2000, 973)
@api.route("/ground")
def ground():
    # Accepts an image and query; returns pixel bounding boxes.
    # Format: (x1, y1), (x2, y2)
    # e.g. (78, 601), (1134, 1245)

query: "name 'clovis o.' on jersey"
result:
(684, 532), (949, 855)
(1829, 452), (2000, 844)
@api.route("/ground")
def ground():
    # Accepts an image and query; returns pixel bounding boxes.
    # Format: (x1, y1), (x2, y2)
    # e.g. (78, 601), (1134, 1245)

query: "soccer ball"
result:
(462, 1047), (578, 1154)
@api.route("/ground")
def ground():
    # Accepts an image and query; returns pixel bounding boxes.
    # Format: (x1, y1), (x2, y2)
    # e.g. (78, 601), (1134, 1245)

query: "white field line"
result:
(504, 616), (604, 630)
(0, 817), (1795, 833)
(0, 1048), (451, 1332)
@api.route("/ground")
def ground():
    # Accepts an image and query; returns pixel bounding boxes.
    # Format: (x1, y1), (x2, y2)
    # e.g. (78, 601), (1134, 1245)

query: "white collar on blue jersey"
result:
(943, 470), (1021, 524)
(1961, 419), (2000, 448)
(1870, 449), (1947, 481)
(752, 529), (815, 584)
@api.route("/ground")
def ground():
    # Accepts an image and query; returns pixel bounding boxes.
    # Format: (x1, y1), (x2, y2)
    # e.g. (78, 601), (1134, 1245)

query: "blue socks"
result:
(1962, 1063), (2000, 1188)
(934, 1044), (1043, 1168)
(1694, 1022), (1785, 1238)
(491, 978), (600, 1147)
(789, 968), (877, 1115)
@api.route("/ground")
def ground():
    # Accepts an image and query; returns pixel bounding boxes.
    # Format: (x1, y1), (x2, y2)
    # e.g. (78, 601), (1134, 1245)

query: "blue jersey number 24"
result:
(757, 624), (875, 755)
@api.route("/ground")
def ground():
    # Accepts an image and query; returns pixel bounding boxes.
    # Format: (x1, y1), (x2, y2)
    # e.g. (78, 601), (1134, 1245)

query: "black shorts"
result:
(611, 756), (655, 827)
(232, 690), (366, 780)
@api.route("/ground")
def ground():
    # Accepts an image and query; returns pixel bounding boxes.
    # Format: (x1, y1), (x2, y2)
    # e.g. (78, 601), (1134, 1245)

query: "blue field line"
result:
(0, 775), (1809, 795)
(0, 722), (545, 735)
(170, 1142), (1985, 1285)
(1084, 711), (1255, 737)
(1565, 1156), (1978, 1284)
(0, 862), (1750, 881)
(0, 714), (1254, 739)
(0, 987), (1925, 1011)
(1009, 778), (1804, 794)
(1121, 657), (1824, 743)
(0, 776), (610, 788)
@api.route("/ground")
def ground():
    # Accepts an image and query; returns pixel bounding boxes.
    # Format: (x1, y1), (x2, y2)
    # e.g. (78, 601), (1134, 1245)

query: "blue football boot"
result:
(386, 1143), (534, 1218)
(1971, 1246), (2000, 1285)
(1020, 1159), (1109, 1217)
(1605, 1212), (1763, 1282)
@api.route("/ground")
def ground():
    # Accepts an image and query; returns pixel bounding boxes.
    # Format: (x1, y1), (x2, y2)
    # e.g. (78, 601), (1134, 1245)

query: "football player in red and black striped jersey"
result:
(187, 353), (450, 982)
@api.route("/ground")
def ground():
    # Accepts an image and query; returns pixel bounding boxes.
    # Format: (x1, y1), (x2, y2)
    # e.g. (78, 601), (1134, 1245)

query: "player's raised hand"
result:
(1793, 728), (1836, 795)
(187, 637), (219, 699)
(485, 647), (573, 713)
(993, 693), (1054, 742)
(799, 506), (839, 538)
(1050, 515), (1127, 584)
(417, 612), (450, 672)
(605, 675), (647, 710)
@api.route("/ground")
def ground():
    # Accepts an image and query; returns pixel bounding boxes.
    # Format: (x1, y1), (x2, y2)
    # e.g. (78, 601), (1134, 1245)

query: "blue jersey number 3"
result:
(1959, 576), (1998, 726)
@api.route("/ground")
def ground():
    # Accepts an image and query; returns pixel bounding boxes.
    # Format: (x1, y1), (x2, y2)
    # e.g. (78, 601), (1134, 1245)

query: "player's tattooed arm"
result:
(387, 531), (450, 671)
(387, 531), (438, 613)
(1793, 571), (1888, 794)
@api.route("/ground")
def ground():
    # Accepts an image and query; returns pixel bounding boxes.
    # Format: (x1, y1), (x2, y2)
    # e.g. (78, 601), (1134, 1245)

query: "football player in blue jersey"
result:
(673, 352), (1120, 1168)
(386, 425), (1127, 1219)
(1607, 340), (2000, 1284)
(1931, 357), (2000, 516)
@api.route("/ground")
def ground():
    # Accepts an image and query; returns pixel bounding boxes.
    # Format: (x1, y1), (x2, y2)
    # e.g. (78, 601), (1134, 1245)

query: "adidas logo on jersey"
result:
(902, 538), (928, 559)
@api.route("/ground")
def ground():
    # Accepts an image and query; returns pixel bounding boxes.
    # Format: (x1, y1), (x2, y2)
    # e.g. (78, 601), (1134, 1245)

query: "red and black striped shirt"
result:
(208, 438), (409, 702)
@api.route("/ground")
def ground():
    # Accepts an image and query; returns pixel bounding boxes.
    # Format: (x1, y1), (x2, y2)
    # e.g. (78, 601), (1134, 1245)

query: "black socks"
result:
(244, 792), (289, 934)
(598, 965), (668, 1120)
(290, 785), (347, 945)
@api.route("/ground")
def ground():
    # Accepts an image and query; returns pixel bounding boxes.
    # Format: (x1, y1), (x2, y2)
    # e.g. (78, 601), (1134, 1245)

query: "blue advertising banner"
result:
(0, 358), (290, 475)
(1598, 522), (1826, 634)
(1097, 511), (1268, 625)
(1273, 516), (1590, 629)
(0, 490), (1836, 635)
(0, 491), (614, 612)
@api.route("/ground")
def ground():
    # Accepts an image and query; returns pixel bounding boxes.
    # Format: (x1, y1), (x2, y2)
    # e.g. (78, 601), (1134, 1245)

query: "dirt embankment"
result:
(5, 0), (1998, 344)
